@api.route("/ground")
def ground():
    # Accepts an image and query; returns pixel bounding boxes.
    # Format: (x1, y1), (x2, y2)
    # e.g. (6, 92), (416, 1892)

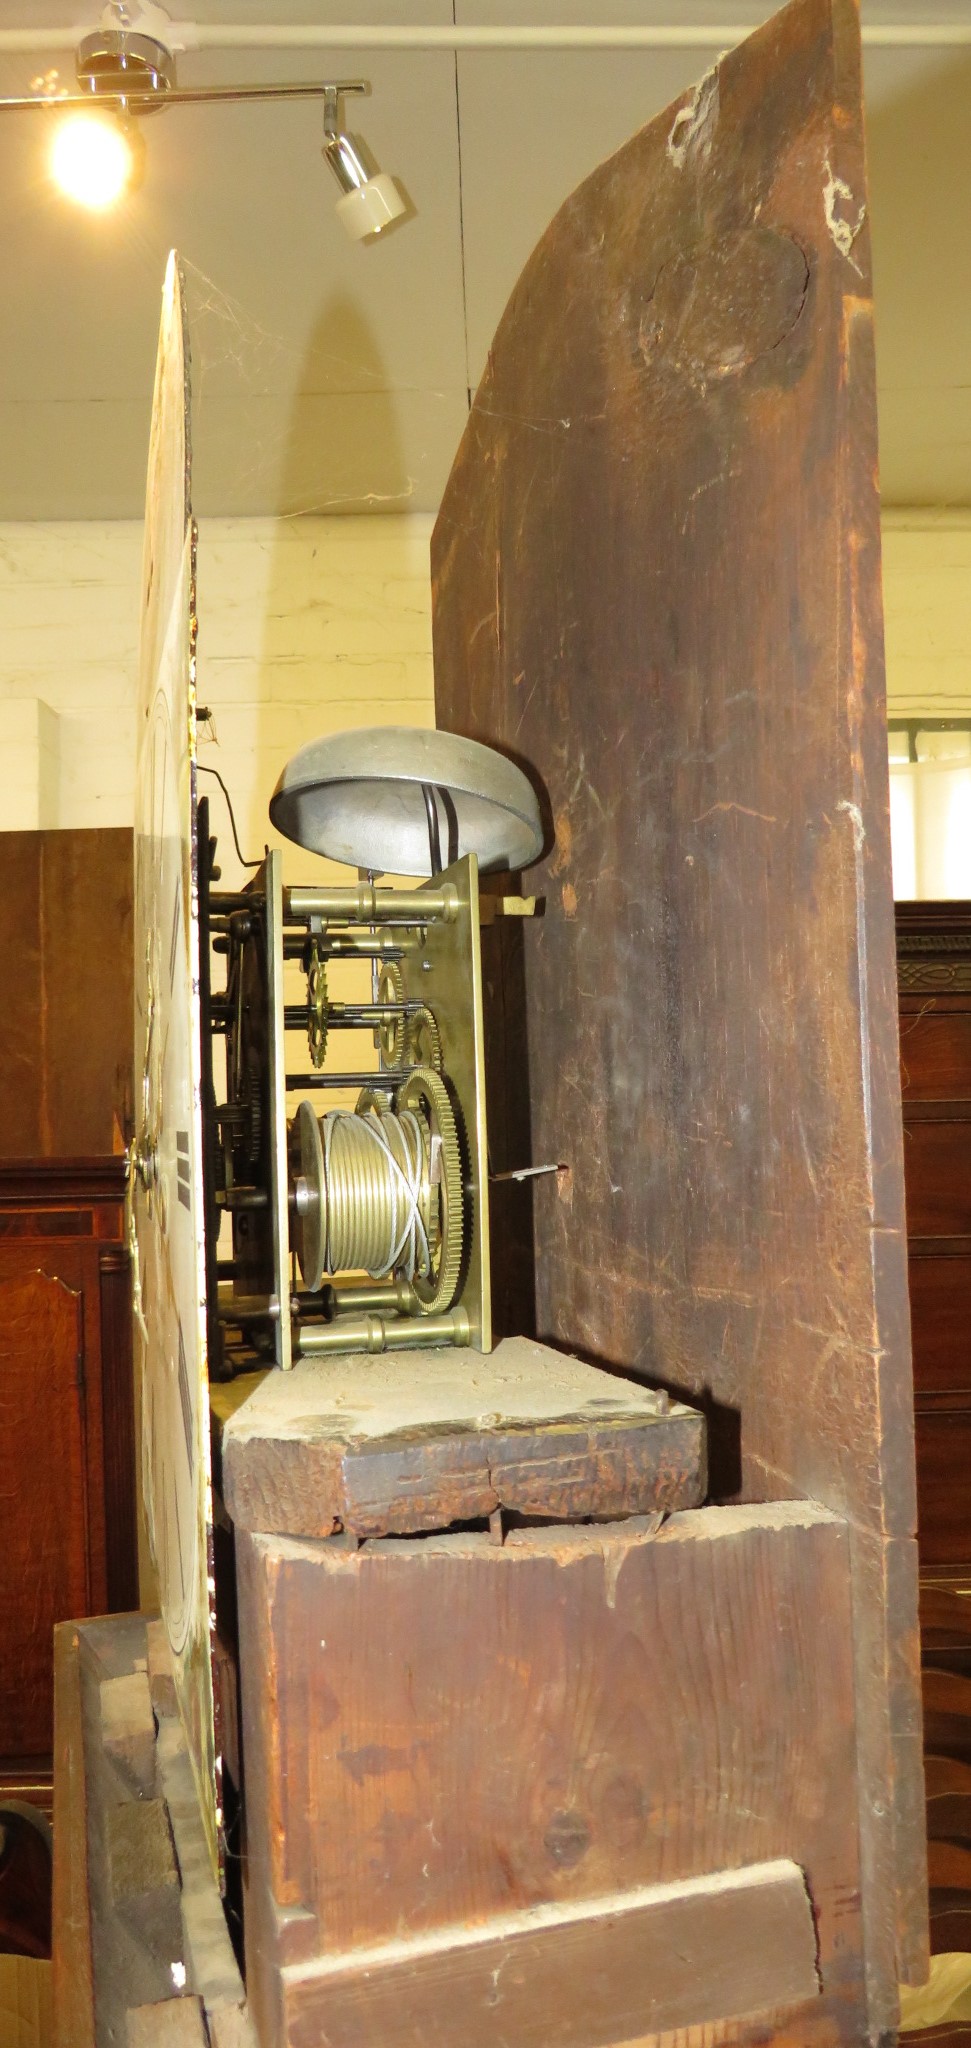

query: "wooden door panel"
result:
(0, 828), (132, 1159)
(916, 1413), (971, 1570)
(908, 1256), (971, 1397)
(0, 1267), (88, 1754)
(904, 1121), (971, 1236)
(901, 1010), (971, 1100)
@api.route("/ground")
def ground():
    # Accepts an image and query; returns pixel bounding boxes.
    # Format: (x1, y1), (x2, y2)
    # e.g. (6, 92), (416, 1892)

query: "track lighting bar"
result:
(0, 17), (405, 232)
(0, 79), (369, 113)
(0, 23), (968, 54)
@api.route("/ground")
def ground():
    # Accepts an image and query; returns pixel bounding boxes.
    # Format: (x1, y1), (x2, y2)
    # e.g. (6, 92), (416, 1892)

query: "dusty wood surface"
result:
(431, 0), (923, 2014)
(237, 1500), (861, 2048)
(127, 2000), (208, 2048)
(52, 1626), (94, 2048)
(0, 828), (132, 1159)
(219, 1337), (705, 1538)
(49, 1615), (255, 2048)
(283, 1859), (818, 2048)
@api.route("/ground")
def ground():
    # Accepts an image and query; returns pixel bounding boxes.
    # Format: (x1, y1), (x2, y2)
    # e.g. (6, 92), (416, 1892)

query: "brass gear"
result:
(406, 1004), (443, 1073)
(396, 1065), (465, 1315)
(307, 940), (329, 1069)
(377, 958), (406, 1067)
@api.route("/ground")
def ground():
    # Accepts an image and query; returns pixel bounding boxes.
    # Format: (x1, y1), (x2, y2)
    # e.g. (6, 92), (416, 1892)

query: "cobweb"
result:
(180, 258), (423, 517)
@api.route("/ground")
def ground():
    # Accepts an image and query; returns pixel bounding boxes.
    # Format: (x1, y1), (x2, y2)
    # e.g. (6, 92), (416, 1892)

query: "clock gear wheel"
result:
(377, 958), (407, 1067)
(307, 939), (329, 1069)
(406, 1003), (443, 1073)
(376, 961), (443, 1075)
(394, 1064), (465, 1314)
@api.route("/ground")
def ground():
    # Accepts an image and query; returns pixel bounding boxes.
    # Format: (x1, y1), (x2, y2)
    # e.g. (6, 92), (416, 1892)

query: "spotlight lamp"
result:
(322, 86), (407, 242)
(0, 11), (406, 232)
(50, 107), (140, 209)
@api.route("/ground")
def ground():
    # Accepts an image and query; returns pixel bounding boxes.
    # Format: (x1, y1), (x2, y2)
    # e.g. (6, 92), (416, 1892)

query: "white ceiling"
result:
(0, 0), (968, 517)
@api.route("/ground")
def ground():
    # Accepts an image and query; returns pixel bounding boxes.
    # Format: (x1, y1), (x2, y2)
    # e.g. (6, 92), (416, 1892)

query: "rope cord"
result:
(321, 1105), (431, 1281)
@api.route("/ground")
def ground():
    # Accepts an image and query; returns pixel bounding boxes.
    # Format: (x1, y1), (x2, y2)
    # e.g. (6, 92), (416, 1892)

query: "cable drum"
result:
(292, 1077), (464, 1313)
(322, 1103), (433, 1281)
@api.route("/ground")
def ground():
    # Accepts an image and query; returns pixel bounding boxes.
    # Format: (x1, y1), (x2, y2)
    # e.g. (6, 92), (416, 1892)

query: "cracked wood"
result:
(431, 0), (925, 2019)
(217, 1337), (705, 1539)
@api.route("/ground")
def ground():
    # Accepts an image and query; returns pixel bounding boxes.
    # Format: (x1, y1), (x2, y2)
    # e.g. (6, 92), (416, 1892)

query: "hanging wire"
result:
(421, 781), (443, 876)
(438, 784), (459, 867)
(197, 763), (262, 869)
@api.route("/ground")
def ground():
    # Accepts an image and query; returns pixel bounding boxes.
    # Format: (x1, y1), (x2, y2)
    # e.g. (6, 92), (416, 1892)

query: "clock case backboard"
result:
(132, 251), (218, 1876)
(432, 0), (926, 2032)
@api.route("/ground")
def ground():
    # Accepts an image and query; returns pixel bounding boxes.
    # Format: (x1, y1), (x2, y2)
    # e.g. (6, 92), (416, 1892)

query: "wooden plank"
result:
(237, 1501), (863, 2048)
(106, 1801), (179, 1911)
(281, 1859), (818, 2048)
(52, 1614), (257, 2048)
(126, 1999), (207, 2048)
(100, 1672), (156, 1797)
(51, 1626), (94, 2048)
(431, 0), (922, 2007)
(221, 1337), (705, 1539)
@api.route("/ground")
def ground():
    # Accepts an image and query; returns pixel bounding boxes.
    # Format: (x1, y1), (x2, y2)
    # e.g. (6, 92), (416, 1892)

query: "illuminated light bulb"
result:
(335, 173), (407, 243)
(50, 111), (134, 210)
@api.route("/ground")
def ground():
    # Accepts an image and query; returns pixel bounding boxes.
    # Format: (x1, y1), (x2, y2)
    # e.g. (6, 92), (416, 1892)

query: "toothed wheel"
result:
(406, 1004), (443, 1073)
(377, 959), (406, 1067)
(307, 941), (329, 1069)
(396, 1065), (465, 1314)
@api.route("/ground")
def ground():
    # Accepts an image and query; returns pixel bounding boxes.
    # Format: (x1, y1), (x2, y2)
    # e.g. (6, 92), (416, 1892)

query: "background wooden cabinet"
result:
(0, 1167), (136, 1763)
(0, 830), (135, 1812)
(898, 903), (971, 1572)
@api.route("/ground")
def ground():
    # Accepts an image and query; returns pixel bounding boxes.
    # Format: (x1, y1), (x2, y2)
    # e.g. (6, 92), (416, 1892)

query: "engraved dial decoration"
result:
(131, 252), (218, 1874)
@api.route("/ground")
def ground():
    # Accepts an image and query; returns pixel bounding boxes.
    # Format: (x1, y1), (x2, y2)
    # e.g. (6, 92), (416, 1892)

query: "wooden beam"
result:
(280, 1859), (818, 2048)
(431, 0), (925, 2009)
(220, 1338), (705, 1540)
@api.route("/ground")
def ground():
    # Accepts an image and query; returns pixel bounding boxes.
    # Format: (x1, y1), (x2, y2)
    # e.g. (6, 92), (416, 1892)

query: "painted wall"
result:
(0, 514), (436, 891)
(0, 509), (968, 888)
(882, 511), (971, 720)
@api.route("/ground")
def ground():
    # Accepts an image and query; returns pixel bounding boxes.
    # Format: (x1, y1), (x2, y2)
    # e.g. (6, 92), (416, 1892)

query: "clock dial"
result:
(131, 252), (218, 1876)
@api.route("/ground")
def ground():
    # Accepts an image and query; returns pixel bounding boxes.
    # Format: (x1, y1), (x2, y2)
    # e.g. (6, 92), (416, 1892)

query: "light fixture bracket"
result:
(76, 29), (175, 111)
